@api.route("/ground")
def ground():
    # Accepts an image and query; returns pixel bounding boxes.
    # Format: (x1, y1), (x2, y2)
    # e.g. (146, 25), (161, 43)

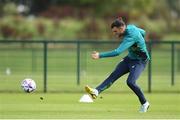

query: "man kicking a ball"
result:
(85, 17), (150, 113)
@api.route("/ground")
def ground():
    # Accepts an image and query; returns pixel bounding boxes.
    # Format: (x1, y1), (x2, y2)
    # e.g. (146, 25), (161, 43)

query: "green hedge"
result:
(0, 16), (85, 40)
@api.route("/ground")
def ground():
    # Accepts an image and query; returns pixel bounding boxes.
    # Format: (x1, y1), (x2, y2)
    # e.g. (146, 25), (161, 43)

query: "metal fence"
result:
(0, 40), (179, 93)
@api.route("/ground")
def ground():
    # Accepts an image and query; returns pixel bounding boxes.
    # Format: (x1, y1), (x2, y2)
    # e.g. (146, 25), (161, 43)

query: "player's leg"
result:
(127, 60), (147, 104)
(126, 60), (149, 112)
(85, 57), (129, 98)
(96, 57), (129, 93)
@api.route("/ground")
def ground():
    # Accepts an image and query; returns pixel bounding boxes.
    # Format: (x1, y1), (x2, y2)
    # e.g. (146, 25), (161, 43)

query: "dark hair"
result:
(111, 17), (125, 29)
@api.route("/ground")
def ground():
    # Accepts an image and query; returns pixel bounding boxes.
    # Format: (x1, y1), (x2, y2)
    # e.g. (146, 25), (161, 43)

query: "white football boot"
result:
(139, 101), (150, 113)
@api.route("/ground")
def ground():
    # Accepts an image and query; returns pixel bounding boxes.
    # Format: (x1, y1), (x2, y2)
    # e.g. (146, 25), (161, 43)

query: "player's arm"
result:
(98, 37), (135, 58)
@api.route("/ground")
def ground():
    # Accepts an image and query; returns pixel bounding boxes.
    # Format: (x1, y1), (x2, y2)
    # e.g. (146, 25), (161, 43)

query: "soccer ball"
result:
(21, 78), (36, 93)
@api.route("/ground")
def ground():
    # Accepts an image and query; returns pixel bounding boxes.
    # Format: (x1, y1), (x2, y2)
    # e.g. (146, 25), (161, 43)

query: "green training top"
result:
(99, 24), (150, 61)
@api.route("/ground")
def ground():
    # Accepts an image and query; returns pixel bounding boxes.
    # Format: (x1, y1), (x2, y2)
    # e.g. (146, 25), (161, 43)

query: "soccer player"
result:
(85, 17), (150, 113)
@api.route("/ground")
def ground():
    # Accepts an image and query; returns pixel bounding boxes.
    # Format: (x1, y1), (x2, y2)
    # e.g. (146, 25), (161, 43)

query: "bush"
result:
(0, 16), (85, 40)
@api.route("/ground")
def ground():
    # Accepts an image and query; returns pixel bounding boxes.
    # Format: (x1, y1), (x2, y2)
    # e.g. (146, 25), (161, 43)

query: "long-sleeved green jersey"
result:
(99, 24), (150, 60)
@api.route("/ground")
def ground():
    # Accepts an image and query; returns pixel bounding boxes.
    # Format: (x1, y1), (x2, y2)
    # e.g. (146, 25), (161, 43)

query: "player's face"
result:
(112, 26), (125, 38)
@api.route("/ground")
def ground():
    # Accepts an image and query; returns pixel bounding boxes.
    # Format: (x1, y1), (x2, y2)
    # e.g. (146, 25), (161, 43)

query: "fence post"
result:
(148, 41), (152, 93)
(77, 41), (80, 85)
(171, 42), (175, 86)
(43, 42), (47, 92)
(178, 49), (180, 71)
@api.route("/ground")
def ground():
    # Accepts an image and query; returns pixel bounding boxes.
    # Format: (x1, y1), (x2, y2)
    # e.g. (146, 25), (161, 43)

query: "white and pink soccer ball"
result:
(21, 78), (36, 93)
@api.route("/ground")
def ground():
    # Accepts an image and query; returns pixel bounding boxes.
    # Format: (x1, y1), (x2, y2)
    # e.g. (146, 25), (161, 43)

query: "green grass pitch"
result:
(0, 43), (180, 119)
(0, 93), (180, 119)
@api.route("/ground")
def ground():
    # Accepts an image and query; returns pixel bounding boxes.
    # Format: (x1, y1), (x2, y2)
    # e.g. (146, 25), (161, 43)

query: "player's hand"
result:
(91, 51), (100, 60)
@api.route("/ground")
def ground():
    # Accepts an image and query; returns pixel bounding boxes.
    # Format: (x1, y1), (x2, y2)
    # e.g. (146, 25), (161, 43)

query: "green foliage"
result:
(0, 16), (85, 40)
(0, 16), (37, 40)
(0, 1), (179, 40)
(3, 2), (18, 15)
(53, 18), (85, 39)
(132, 16), (167, 34)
